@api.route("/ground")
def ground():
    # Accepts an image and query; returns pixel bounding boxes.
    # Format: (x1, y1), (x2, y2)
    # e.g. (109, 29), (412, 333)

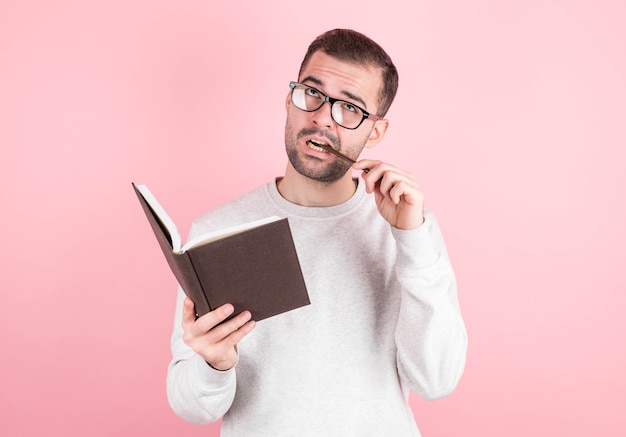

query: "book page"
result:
(182, 216), (282, 252)
(135, 184), (182, 252)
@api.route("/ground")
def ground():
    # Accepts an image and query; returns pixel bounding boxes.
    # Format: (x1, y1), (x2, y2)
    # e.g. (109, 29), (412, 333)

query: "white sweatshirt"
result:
(167, 178), (467, 436)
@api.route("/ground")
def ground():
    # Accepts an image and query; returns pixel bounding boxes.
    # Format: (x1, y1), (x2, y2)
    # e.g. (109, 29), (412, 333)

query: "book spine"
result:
(132, 183), (212, 318)
(171, 252), (212, 317)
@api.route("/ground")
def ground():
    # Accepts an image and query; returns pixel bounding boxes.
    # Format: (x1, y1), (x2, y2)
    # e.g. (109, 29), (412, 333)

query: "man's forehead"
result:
(298, 52), (382, 110)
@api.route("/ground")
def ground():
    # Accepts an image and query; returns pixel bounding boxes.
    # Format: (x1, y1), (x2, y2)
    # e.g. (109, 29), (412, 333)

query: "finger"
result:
(355, 160), (383, 193)
(358, 161), (415, 195)
(204, 309), (252, 341)
(181, 297), (198, 329)
(390, 179), (423, 204)
(377, 173), (397, 198)
(387, 179), (414, 204)
(206, 318), (256, 370)
(377, 170), (417, 200)
(353, 159), (378, 172)
(215, 316), (256, 350)
(198, 312), (256, 363)
(354, 158), (381, 171)
(191, 303), (236, 336)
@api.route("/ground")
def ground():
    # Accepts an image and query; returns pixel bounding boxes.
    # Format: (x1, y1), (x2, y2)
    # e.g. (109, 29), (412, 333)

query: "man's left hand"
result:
(354, 159), (425, 230)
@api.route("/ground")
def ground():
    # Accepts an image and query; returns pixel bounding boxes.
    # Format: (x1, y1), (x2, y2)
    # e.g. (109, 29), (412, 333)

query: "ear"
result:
(364, 119), (389, 149)
(285, 91), (291, 112)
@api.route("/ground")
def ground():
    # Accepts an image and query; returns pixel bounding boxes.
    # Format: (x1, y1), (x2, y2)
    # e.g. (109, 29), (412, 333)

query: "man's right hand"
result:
(181, 297), (256, 371)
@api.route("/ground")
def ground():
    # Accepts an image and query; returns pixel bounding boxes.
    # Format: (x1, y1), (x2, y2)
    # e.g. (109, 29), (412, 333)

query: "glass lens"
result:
(331, 101), (363, 129)
(291, 85), (323, 111)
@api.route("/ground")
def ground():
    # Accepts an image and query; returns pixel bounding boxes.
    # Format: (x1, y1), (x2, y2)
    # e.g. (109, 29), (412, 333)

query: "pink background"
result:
(2, 0), (625, 435)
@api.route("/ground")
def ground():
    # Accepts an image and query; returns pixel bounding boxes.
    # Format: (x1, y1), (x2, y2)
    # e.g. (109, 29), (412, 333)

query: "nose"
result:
(311, 100), (335, 129)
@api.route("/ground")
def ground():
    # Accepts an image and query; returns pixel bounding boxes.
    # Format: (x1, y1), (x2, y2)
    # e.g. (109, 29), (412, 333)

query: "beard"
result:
(284, 123), (365, 183)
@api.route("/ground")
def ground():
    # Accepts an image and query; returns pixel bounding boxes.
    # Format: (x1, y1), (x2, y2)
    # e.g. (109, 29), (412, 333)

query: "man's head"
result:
(284, 29), (397, 185)
(298, 29), (398, 117)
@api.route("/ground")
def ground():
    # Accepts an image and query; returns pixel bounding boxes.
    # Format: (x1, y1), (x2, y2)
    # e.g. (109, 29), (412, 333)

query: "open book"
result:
(133, 183), (310, 320)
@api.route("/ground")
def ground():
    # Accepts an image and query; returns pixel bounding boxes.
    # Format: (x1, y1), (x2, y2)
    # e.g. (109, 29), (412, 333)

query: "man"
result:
(167, 29), (467, 436)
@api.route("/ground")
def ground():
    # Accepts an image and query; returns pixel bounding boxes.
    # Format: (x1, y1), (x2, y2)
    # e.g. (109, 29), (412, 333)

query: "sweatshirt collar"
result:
(267, 177), (367, 219)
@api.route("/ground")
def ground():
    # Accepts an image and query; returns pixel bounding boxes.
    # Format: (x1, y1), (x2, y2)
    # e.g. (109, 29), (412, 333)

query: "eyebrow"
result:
(300, 75), (369, 110)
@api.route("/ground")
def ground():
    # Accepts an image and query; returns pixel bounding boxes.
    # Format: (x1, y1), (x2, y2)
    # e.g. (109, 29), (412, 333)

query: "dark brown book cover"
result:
(132, 183), (310, 320)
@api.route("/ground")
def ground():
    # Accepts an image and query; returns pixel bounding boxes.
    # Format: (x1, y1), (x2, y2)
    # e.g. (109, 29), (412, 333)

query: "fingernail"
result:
(224, 304), (234, 315)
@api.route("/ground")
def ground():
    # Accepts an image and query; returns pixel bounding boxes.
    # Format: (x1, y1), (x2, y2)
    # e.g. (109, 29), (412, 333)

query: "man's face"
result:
(284, 51), (385, 183)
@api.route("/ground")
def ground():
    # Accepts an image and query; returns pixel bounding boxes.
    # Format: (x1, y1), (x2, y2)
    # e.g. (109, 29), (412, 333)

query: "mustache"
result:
(296, 128), (340, 148)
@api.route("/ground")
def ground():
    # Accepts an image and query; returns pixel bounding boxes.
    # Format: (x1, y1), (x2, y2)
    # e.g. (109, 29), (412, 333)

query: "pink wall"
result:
(2, 1), (625, 435)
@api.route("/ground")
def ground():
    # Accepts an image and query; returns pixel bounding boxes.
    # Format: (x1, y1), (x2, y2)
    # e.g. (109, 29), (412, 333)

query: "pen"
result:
(316, 143), (370, 173)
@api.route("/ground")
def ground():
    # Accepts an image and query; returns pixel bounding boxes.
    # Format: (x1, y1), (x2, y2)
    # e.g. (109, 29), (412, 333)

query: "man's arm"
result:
(166, 288), (255, 424)
(392, 215), (468, 399)
(356, 159), (467, 398)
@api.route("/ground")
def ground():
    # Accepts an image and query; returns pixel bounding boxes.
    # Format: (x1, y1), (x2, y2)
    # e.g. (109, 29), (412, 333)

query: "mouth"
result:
(306, 139), (331, 152)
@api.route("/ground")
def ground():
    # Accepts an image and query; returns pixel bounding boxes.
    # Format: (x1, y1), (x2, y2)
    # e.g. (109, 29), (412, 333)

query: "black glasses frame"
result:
(289, 81), (382, 130)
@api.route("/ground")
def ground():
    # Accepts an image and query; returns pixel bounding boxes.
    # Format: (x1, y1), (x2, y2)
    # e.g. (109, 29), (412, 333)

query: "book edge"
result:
(182, 215), (283, 252)
(133, 183), (182, 252)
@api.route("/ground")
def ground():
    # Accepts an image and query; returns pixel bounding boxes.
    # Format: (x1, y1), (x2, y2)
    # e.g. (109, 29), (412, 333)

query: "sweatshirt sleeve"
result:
(166, 286), (237, 424)
(392, 211), (468, 400)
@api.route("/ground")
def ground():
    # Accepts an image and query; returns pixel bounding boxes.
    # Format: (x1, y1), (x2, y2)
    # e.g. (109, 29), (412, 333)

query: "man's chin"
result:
(288, 154), (351, 183)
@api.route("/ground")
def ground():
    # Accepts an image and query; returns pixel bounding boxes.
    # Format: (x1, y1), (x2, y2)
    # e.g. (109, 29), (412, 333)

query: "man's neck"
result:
(276, 165), (357, 207)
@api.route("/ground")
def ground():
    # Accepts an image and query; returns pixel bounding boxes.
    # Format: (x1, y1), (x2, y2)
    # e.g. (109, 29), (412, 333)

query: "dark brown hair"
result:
(298, 29), (399, 117)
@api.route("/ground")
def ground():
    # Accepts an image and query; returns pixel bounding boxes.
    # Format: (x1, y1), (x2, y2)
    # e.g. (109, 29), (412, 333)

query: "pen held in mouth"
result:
(313, 142), (370, 173)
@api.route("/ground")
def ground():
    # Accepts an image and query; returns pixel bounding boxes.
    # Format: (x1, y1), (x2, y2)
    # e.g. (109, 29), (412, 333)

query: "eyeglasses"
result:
(289, 81), (382, 130)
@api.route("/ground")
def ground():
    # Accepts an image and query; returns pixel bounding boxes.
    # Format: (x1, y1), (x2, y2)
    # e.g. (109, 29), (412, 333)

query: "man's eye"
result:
(305, 87), (320, 97)
(341, 102), (358, 113)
